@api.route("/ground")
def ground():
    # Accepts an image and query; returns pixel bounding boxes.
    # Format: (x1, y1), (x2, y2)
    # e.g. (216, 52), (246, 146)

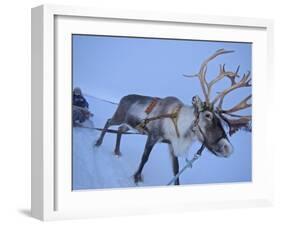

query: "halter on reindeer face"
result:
(185, 49), (252, 157)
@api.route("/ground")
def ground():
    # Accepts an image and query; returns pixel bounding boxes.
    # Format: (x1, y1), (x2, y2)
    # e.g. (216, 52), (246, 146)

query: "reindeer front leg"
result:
(134, 135), (158, 184)
(168, 144), (180, 185)
(172, 158), (180, 185)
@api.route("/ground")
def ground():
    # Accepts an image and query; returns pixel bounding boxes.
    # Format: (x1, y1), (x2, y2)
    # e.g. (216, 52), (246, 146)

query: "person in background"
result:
(73, 87), (91, 125)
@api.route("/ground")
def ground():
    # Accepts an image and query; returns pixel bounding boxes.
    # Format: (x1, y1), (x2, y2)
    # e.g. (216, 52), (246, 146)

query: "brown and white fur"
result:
(95, 94), (233, 185)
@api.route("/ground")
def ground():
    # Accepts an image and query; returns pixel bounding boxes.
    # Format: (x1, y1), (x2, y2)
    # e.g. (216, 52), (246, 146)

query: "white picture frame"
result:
(31, 4), (274, 221)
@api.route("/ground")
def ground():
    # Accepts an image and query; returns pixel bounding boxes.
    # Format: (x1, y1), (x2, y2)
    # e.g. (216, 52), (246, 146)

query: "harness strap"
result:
(136, 102), (182, 137)
(171, 105), (181, 138)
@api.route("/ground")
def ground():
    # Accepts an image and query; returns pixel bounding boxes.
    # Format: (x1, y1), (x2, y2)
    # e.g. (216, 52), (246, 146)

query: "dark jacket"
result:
(73, 94), (89, 108)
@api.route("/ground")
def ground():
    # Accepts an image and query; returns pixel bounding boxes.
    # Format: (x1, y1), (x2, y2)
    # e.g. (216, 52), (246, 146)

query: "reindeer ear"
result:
(192, 95), (204, 112)
(192, 95), (201, 105)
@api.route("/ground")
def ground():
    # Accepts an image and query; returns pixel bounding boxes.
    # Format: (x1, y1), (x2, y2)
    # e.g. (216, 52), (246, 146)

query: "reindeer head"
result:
(185, 49), (252, 157)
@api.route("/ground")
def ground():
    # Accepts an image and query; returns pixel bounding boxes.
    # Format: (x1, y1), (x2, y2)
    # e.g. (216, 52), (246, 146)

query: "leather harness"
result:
(136, 98), (182, 138)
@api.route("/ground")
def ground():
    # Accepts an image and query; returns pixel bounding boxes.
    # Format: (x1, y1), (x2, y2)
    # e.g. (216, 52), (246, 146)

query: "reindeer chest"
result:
(163, 117), (195, 157)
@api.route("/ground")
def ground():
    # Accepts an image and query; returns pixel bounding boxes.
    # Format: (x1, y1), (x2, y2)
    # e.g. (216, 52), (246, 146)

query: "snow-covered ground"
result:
(72, 95), (252, 190)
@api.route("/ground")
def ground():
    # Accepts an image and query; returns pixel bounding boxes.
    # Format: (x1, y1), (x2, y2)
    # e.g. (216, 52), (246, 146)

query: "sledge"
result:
(73, 105), (94, 119)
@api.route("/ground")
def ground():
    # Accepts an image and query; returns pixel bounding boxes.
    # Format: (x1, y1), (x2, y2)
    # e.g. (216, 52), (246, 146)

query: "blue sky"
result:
(72, 34), (252, 186)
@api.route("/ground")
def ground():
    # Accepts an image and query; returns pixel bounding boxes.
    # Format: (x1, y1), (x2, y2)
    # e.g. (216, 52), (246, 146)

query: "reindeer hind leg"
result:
(95, 118), (113, 147)
(95, 104), (127, 147)
(114, 125), (129, 156)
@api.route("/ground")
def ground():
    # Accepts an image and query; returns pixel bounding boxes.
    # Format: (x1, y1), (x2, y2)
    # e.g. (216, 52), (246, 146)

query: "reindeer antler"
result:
(213, 71), (251, 108)
(184, 49), (252, 136)
(213, 69), (252, 136)
(183, 49), (236, 107)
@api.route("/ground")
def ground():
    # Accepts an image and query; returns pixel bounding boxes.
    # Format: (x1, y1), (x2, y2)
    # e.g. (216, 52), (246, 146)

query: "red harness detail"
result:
(145, 98), (159, 114)
(138, 98), (181, 138)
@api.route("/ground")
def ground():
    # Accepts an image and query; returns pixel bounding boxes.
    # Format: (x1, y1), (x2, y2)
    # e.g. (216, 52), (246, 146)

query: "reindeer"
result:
(95, 49), (252, 185)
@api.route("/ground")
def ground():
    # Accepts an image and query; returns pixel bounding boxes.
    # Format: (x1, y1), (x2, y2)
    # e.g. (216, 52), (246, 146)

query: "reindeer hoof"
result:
(114, 150), (122, 157)
(134, 173), (143, 184)
(95, 139), (102, 147)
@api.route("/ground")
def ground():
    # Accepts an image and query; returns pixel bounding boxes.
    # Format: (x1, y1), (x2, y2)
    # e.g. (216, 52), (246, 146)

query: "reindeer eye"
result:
(205, 112), (212, 120)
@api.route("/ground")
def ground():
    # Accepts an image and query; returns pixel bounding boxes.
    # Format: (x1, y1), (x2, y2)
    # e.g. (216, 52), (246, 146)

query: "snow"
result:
(72, 95), (251, 190)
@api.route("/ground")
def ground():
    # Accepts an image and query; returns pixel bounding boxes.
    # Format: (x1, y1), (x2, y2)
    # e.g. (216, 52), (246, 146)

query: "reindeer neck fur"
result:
(163, 105), (197, 157)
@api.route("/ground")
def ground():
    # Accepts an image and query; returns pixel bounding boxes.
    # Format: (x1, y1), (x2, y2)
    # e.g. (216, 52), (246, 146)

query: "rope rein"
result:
(167, 143), (205, 185)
